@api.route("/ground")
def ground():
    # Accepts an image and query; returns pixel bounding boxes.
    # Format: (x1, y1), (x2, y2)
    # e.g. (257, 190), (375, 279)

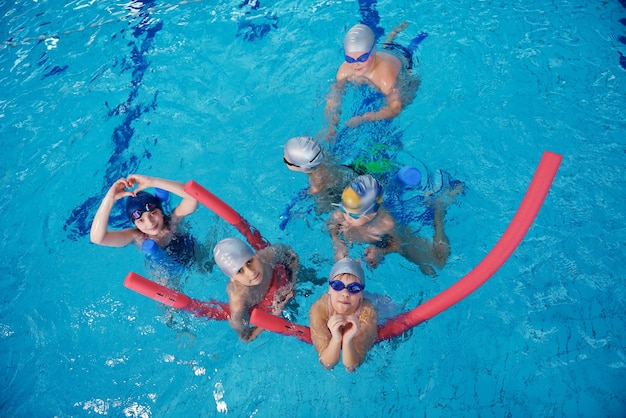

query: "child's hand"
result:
(327, 314), (347, 342)
(333, 241), (349, 261)
(126, 174), (153, 193)
(106, 178), (134, 201)
(364, 246), (384, 268)
(242, 326), (263, 343)
(342, 314), (360, 342)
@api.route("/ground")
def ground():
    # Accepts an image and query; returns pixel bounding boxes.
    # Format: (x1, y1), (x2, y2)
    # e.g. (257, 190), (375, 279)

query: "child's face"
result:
(231, 255), (264, 287)
(134, 208), (164, 236)
(345, 49), (375, 76)
(328, 273), (363, 315)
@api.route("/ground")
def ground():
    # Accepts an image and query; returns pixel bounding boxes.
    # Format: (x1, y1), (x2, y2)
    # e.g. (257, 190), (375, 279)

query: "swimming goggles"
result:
(283, 148), (322, 168)
(344, 43), (375, 63)
(328, 280), (364, 294)
(339, 197), (379, 220)
(131, 202), (158, 220)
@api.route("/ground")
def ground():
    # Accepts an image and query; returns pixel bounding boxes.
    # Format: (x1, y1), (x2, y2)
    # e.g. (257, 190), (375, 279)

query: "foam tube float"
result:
(124, 151), (561, 344)
(376, 150), (562, 341)
(124, 272), (230, 320)
(124, 271), (312, 342)
(125, 179), (311, 341)
(184, 180), (269, 251)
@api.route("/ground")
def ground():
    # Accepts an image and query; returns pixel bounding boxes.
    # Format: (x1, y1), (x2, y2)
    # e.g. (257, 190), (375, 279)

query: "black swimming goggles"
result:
(131, 202), (158, 220)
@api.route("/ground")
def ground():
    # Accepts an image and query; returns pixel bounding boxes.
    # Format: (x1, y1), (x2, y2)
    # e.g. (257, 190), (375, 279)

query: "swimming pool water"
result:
(1, 0), (625, 416)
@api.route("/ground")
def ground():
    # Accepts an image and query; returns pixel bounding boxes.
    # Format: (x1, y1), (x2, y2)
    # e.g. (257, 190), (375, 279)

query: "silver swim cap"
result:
(330, 257), (365, 283)
(341, 174), (384, 216)
(344, 24), (375, 53)
(213, 237), (254, 277)
(283, 136), (324, 173)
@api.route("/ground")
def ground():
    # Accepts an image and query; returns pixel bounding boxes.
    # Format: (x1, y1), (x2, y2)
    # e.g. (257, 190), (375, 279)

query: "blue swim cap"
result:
(125, 191), (162, 222)
(341, 174), (384, 216)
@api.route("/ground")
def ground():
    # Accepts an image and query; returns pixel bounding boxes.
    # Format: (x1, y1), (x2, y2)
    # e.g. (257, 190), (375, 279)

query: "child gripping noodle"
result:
(213, 237), (299, 342)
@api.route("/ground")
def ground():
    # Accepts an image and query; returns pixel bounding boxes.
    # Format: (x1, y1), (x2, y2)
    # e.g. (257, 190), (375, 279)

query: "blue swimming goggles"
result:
(328, 280), (364, 294)
(344, 43), (375, 63)
(131, 202), (158, 220)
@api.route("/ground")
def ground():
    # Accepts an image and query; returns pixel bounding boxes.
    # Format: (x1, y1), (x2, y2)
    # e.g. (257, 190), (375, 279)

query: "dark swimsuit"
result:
(375, 234), (394, 249)
(163, 233), (196, 266)
(382, 42), (414, 70)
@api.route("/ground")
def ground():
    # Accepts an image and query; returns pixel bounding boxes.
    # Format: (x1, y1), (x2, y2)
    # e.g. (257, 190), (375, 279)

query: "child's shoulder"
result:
(336, 62), (353, 80)
(375, 208), (397, 226)
(309, 293), (328, 316)
(227, 280), (246, 296)
(328, 209), (344, 223)
(376, 52), (402, 73)
(361, 299), (377, 315)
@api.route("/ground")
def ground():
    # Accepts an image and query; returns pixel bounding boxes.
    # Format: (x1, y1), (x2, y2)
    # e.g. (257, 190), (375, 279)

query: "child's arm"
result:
(323, 79), (347, 140)
(227, 283), (261, 342)
(338, 314), (361, 371)
(309, 296), (341, 369)
(327, 211), (349, 260)
(364, 212), (402, 267)
(347, 83), (402, 127)
(127, 174), (198, 219)
(90, 178), (141, 247)
(341, 302), (378, 371)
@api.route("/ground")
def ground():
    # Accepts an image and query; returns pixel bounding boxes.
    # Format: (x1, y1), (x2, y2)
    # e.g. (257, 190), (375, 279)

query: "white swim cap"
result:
(330, 257), (365, 283)
(344, 24), (375, 53)
(283, 136), (324, 173)
(213, 237), (254, 277)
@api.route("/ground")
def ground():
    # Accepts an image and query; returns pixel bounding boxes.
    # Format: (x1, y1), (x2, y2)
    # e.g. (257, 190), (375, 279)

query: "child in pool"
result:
(309, 257), (378, 372)
(213, 237), (299, 342)
(283, 136), (356, 213)
(90, 174), (199, 266)
(327, 174), (456, 277)
(325, 22), (421, 137)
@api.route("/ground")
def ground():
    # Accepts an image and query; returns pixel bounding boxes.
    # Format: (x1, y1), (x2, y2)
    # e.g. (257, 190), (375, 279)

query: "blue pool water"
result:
(1, 0), (625, 416)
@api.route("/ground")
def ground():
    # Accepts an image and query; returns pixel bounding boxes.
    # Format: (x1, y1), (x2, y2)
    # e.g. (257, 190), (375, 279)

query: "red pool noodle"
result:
(250, 309), (311, 342)
(124, 272), (230, 320)
(184, 180), (242, 225)
(124, 272), (312, 342)
(124, 151), (560, 344)
(184, 180), (269, 250)
(376, 150), (562, 341)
